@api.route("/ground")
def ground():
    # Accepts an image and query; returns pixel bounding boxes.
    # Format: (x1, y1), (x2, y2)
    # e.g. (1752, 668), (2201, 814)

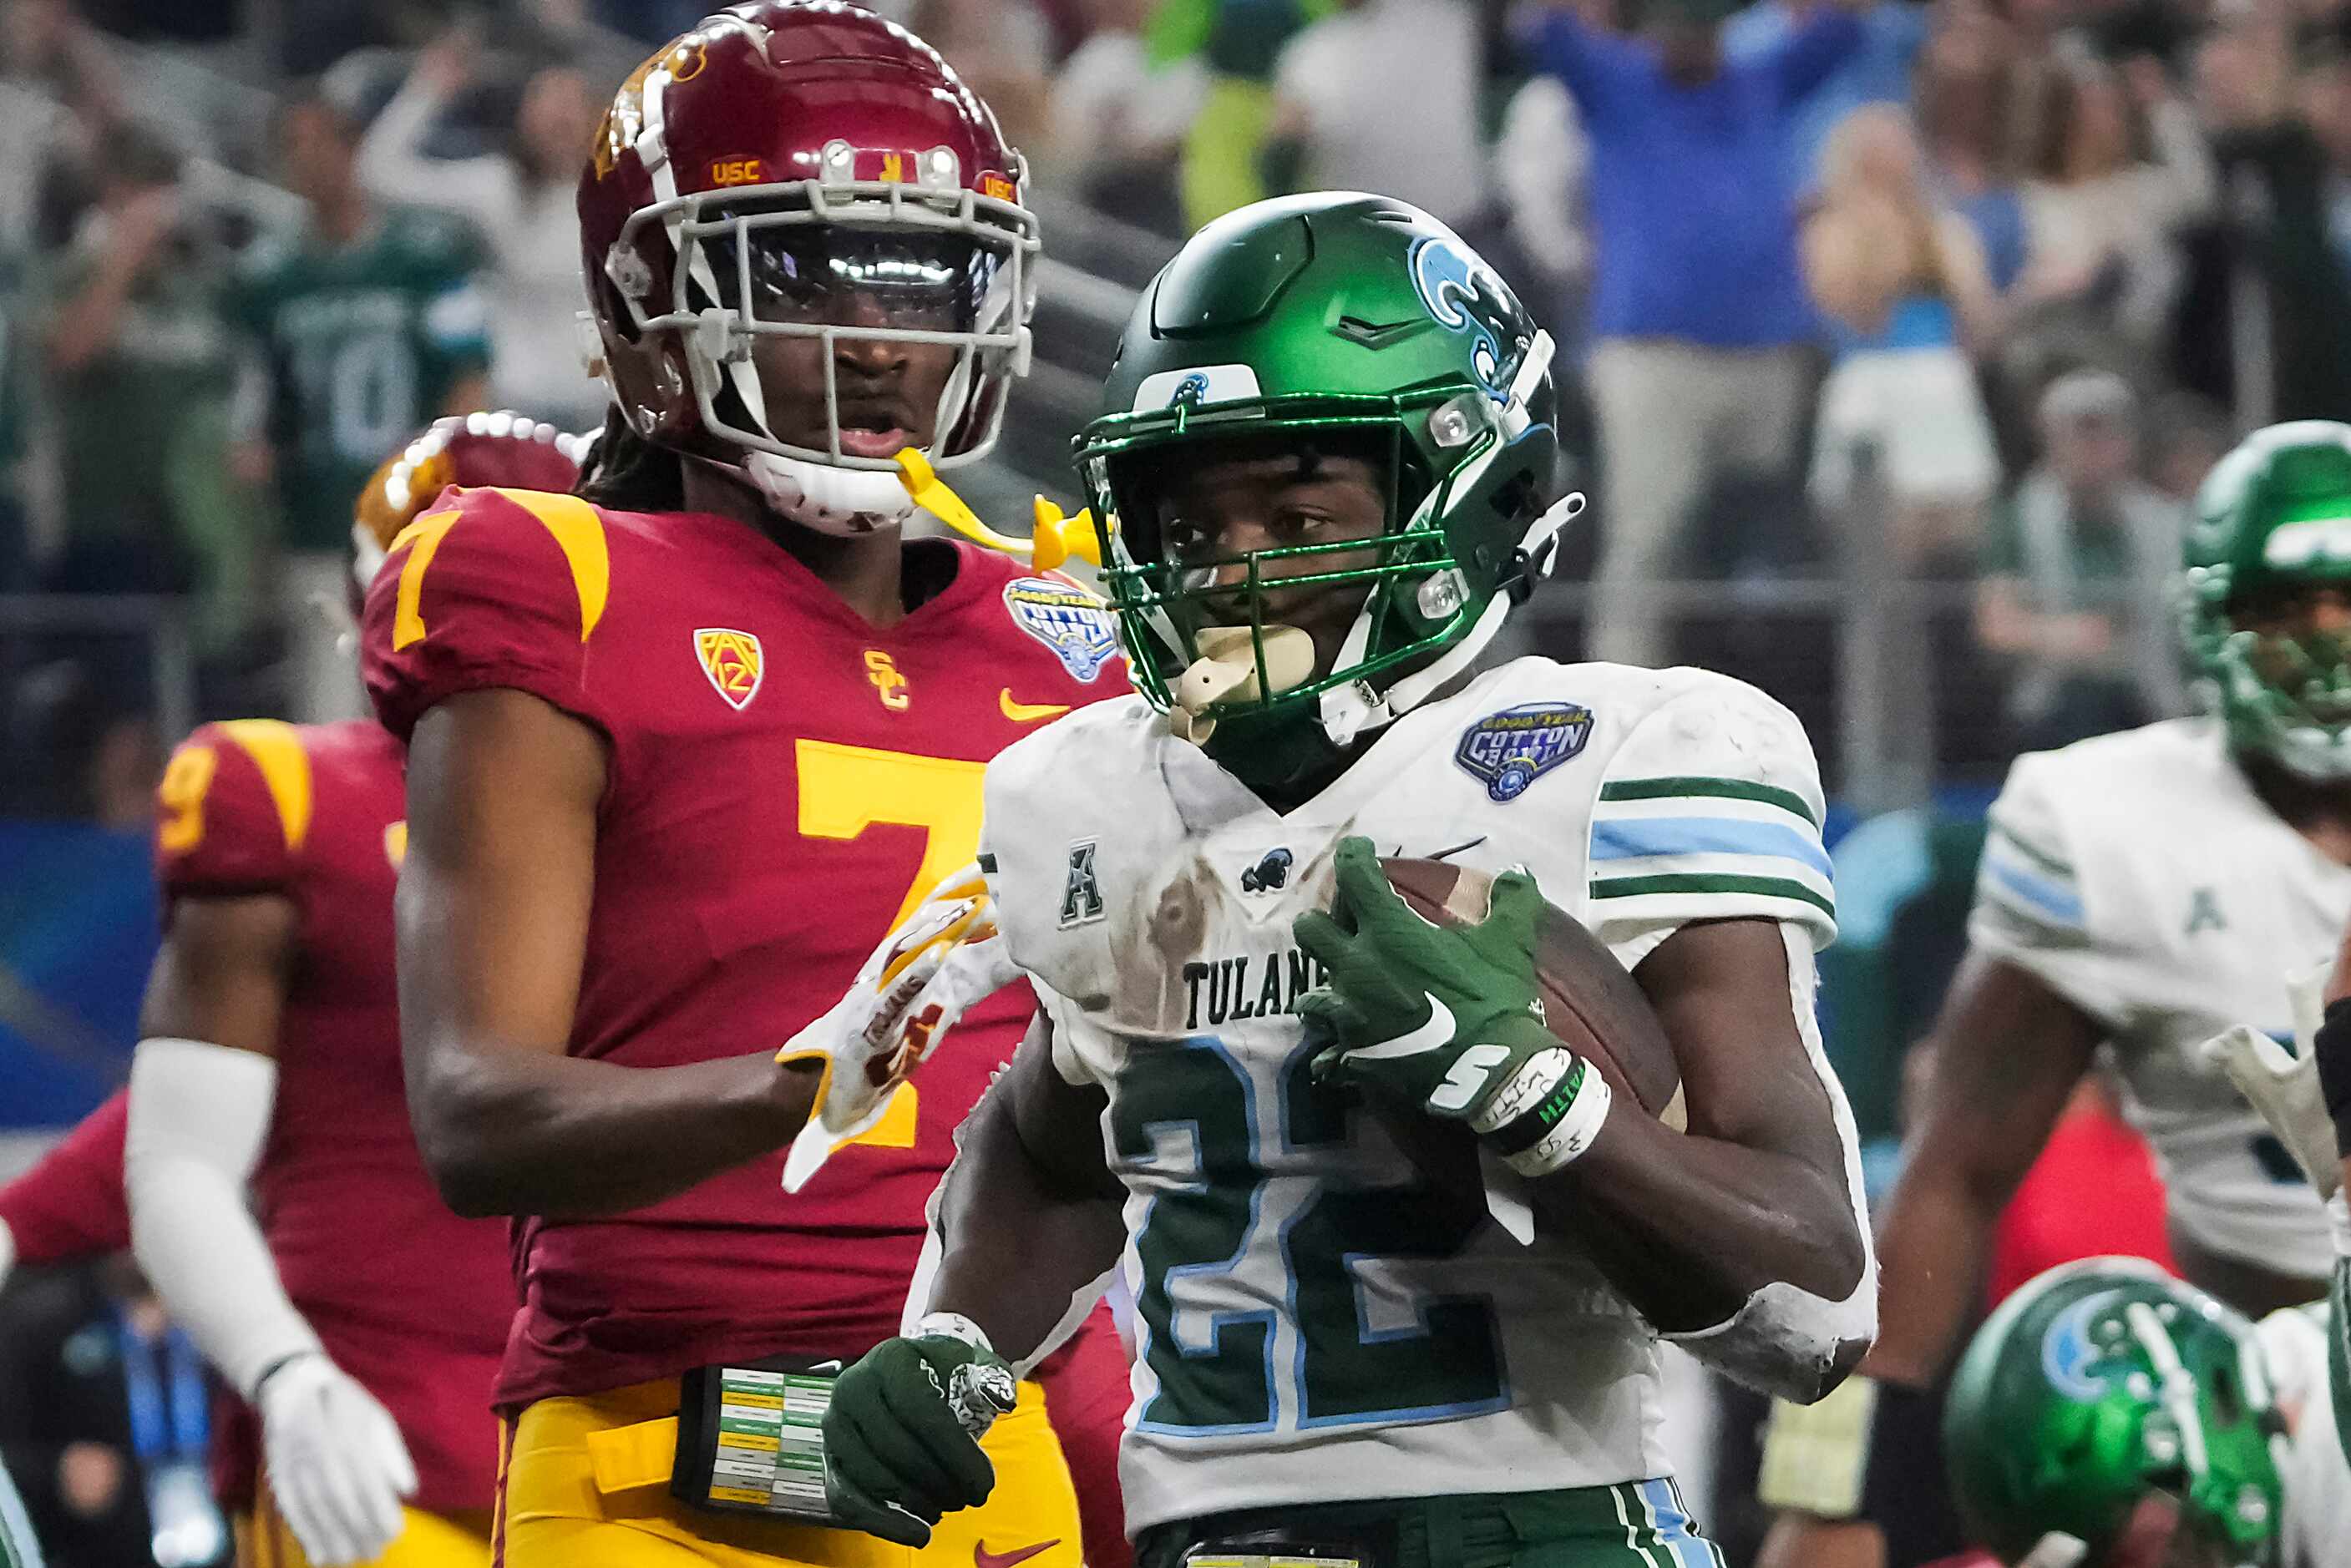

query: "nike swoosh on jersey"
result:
(1347, 994), (1457, 1060)
(975, 1541), (1061, 1568)
(1000, 690), (1072, 722)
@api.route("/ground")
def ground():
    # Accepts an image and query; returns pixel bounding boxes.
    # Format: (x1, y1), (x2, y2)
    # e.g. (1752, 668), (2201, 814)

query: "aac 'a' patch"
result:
(1453, 702), (1594, 802)
(1004, 577), (1121, 682)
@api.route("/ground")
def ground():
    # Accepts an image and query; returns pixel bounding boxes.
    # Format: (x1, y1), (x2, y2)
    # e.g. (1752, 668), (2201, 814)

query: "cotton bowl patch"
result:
(1455, 702), (1593, 802)
(1004, 577), (1120, 682)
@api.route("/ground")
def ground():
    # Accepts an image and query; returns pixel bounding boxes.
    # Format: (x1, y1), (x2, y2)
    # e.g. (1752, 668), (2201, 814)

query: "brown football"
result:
(1380, 857), (1684, 1129)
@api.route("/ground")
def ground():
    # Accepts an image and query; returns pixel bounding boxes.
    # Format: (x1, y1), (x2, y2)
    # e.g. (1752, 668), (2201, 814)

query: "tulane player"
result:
(817, 192), (1876, 1564)
(1938, 1257), (2350, 1567)
(1763, 423), (2351, 1568)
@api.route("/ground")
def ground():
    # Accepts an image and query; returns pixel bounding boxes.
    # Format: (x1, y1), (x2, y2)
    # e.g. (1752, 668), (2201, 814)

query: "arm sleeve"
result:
(1586, 675), (1837, 972)
(1967, 750), (2126, 1030)
(354, 75), (510, 220)
(0, 1090), (130, 1266)
(1522, 8), (1637, 124)
(360, 485), (615, 745)
(155, 721), (312, 902)
(1767, 9), (1866, 105)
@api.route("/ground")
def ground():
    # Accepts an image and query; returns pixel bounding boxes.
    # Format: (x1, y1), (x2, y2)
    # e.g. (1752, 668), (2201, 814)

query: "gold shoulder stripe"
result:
(490, 488), (611, 643)
(217, 719), (314, 854)
(391, 508), (464, 652)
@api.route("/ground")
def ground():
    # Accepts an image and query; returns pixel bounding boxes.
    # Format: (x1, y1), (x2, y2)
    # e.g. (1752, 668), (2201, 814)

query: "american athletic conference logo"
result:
(1453, 702), (1593, 802)
(1003, 577), (1120, 682)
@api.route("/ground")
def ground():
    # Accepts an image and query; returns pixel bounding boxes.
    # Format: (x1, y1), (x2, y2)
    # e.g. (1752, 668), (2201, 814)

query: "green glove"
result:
(821, 1315), (1016, 1546)
(1291, 836), (1612, 1176)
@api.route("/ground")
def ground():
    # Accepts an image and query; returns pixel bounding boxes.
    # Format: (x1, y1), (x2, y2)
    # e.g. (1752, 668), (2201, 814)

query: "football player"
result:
(0, 1090), (128, 1292)
(1759, 422), (2351, 1568)
(362, 7), (1127, 1566)
(124, 414), (586, 1568)
(1936, 1257), (2349, 1568)
(813, 191), (1875, 1565)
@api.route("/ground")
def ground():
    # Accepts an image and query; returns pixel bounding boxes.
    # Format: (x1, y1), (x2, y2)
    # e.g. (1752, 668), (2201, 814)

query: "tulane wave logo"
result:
(1408, 235), (1528, 401)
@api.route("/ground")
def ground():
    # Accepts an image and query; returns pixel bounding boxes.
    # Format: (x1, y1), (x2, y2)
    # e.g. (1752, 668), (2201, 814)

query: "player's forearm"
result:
(924, 1080), (1125, 1367)
(1533, 1113), (1867, 1335)
(1847, 1145), (2008, 1388)
(407, 1039), (818, 1217)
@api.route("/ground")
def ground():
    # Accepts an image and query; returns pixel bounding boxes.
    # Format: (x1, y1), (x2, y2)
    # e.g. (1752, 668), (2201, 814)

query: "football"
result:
(1380, 857), (1685, 1129)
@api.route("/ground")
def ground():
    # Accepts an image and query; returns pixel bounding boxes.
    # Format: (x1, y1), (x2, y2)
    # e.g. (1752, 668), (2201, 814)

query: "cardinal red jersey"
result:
(360, 485), (1127, 1408)
(153, 717), (513, 1513)
(0, 1090), (129, 1265)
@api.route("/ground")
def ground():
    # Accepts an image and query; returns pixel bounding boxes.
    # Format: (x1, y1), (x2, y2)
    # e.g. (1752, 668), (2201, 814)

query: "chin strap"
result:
(1316, 489), (1587, 748)
(739, 449), (920, 535)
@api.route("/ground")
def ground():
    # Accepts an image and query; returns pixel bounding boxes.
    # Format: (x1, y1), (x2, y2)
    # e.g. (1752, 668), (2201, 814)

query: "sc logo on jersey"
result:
(1454, 702), (1593, 802)
(1004, 577), (1120, 683)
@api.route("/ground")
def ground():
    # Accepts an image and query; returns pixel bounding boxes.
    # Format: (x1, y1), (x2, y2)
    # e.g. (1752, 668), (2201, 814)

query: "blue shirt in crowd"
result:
(1528, 8), (1864, 348)
(1724, 0), (1927, 192)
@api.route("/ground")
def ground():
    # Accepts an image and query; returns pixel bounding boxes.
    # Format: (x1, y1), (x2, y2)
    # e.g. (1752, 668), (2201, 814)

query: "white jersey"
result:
(2256, 1302), (2351, 1567)
(1969, 719), (2346, 1281)
(978, 658), (1866, 1529)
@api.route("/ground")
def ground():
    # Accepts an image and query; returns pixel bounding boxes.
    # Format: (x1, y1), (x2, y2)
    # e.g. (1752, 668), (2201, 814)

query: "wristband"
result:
(913, 1312), (995, 1354)
(2320, 998), (2351, 1161)
(1487, 1055), (1612, 1176)
(248, 1348), (322, 1402)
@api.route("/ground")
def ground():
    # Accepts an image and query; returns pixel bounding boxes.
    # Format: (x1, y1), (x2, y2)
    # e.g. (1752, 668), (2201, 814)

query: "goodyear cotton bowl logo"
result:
(1005, 578), (1120, 683)
(695, 628), (764, 711)
(1455, 702), (1593, 802)
(1409, 235), (1529, 401)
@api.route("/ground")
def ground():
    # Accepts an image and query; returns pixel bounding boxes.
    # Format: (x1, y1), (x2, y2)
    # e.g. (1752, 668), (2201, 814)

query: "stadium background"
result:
(0, 0), (2316, 1560)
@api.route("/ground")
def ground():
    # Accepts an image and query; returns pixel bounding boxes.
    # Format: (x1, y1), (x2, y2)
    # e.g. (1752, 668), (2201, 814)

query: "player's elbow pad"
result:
(1666, 1266), (1879, 1405)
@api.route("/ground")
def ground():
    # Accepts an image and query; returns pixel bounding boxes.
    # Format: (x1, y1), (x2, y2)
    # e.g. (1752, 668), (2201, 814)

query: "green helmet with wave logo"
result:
(2182, 420), (2351, 778)
(1943, 1258), (2287, 1567)
(1073, 192), (1578, 770)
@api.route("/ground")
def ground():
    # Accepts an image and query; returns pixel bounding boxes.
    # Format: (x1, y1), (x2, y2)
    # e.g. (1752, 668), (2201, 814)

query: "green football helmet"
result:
(2183, 420), (2351, 779)
(1943, 1257), (2288, 1568)
(1072, 192), (1578, 772)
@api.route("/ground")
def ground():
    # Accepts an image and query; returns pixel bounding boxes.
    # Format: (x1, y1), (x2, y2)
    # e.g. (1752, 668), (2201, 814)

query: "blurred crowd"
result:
(6, 0), (2351, 819)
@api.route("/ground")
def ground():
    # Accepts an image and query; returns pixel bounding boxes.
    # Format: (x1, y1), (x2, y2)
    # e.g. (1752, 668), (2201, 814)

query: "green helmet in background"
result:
(1943, 1258), (2287, 1568)
(1073, 192), (1578, 771)
(2183, 420), (2351, 779)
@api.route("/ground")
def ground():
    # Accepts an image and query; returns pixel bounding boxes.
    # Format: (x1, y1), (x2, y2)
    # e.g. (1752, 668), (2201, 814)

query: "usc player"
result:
(362, 7), (1126, 1568)
(124, 414), (586, 1568)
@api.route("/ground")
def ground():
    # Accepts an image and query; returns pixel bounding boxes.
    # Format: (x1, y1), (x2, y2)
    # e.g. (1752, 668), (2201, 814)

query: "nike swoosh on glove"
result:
(822, 1315), (1016, 1546)
(782, 863), (1020, 1192)
(1291, 837), (1611, 1176)
(256, 1352), (417, 1565)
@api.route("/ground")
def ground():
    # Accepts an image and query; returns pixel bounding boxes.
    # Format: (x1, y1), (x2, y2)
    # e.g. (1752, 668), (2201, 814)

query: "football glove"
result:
(781, 864), (1017, 1193)
(2200, 964), (2343, 1205)
(1291, 837), (1611, 1176)
(821, 1314), (1016, 1546)
(255, 1351), (417, 1565)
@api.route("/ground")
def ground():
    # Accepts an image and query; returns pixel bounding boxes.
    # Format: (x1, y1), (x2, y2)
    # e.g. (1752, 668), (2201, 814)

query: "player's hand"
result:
(780, 862), (1016, 1192)
(822, 1316), (1015, 1546)
(1292, 838), (1606, 1175)
(255, 1352), (417, 1565)
(2201, 974), (2342, 1202)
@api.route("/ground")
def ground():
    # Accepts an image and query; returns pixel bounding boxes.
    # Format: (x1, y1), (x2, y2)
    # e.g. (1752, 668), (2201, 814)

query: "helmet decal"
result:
(1132, 363), (1262, 412)
(1409, 235), (1525, 400)
(2039, 1288), (2127, 1401)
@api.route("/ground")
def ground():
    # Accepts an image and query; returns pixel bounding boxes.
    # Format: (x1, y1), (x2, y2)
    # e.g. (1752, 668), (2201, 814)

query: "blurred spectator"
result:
(1046, 0), (1204, 235)
(1175, 0), (1326, 230)
(909, 0), (1054, 149)
(1725, 0), (1930, 190)
(1493, 72), (1589, 340)
(2010, 53), (2214, 385)
(1975, 369), (2186, 753)
(0, 1259), (229, 1568)
(227, 92), (489, 723)
(1913, 10), (2029, 294)
(1523, 0), (1865, 668)
(39, 123), (247, 635)
(1266, 0), (1491, 230)
(1805, 103), (2000, 569)
(0, 0), (126, 253)
(2142, 387), (2230, 502)
(357, 37), (606, 430)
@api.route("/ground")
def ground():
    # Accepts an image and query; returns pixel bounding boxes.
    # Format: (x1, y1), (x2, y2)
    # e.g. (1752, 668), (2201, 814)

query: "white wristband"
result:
(914, 1312), (996, 1354)
(1468, 1047), (1576, 1137)
(1502, 1061), (1613, 1176)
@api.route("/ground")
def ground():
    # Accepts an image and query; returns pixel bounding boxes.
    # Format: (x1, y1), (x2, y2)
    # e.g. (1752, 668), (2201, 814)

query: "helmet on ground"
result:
(578, 1), (1038, 535)
(1943, 1257), (2287, 1568)
(1073, 191), (1578, 761)
(2182, 420), (2351, 778)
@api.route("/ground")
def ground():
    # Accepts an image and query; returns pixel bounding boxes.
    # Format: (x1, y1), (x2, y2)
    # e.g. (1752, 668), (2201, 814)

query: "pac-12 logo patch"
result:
(1454, 702), (1593, 802)
(695, 627), (764, 711)
(1004, 578), (1120, 683)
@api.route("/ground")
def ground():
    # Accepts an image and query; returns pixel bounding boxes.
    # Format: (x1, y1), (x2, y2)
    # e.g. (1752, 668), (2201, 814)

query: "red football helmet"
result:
(579, 1), (1040, 534)
(352, 411), (590, 588)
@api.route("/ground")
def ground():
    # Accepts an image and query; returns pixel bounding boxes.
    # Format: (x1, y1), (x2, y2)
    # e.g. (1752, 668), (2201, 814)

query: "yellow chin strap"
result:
(894, 449), (1102, 573)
